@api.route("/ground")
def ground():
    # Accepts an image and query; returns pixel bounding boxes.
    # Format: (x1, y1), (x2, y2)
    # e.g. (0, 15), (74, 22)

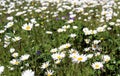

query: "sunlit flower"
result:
(41, 61), (50, 69)
(0, 66), (4, 75)
(10, 59), (20, 65)
(72, 54), (87, 63)
(22, 23), (33, 31)
(69, 33), (76, 38)
(51, 52), (65, 60)
(46, 31), (53, 34)
(50, 48), (58, 53)
(12, 36), (21, 42)
(7, 16), (13, 21)
(10, 48), (15, 53)
(84, 39), (90, 44)
(20, 54), (30, 61)
(45, 70), (54, 76)
(92, 62), (103, 69)
(5, 22), (14, 28)
(22, 69), (34, 76)
(102, 55), (110, 62)
(87, 54), (93, 59)
(12, 52), (19, 58)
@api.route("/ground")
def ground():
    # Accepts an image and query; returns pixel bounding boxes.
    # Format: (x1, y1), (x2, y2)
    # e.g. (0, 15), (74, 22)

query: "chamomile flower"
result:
(92, 62), (103, 69)
(102, 55), (110, 62)
(20, 54), (30, 61)
(0, 66), (4, 75)
(51, 52), (65, 60)
(12, 36), (21, 42)
(12, 52), (19, 58)
(10, 59), (20, 65)
(74, 54), (87, 63)
(22, 69), (34, 76)
(69, 33), (76, 38)
(50, 48), (58, 53)
(45, 70), (54, 76)
(41, 61), (50, 69)
(22, 23), (33, 31)
(10, 48), (15, 53)
(4, 22), (14, 29)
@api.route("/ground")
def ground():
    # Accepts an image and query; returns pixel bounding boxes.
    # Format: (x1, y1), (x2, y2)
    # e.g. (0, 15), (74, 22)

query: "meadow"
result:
(0, 0), (120, 76)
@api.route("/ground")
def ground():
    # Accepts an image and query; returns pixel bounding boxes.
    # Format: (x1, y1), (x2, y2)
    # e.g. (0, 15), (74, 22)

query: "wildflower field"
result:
(0, 0), (120, 76)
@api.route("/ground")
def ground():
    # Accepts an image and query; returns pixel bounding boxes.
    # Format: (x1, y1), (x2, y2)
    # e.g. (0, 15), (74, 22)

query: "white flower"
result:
(35, 23), (40, 27)
(10, 48), (15, 53)
(73, 26), (78, 29)
(72, 54), (87, 63)
(84, 39), (90, 44)
(22, 23), (33, 31)
(59, 43), (71, 50)
(50, 48), (58, 53)
(22, 69), (34, 76)
(57, 28), (66, 33)
(55, 60), (61, 64)
(69, 49), (78, 54)
(20, 54), (30, 61)
(93, 40), (101, 44)
(45, 70), (54, 76)
(102, 55), (110, 62)
(69, 53), (78, 59)
(109, 22), (115, 26)
(96, 27), (105, 32)
(0, 30), (5, 34)
(70, 14), (76, 18)
(92, 44), (99, 50)
(87, 54), (93, 59)
(67, 19), (74, 23)
(83, 28), (91, 35)
(5, 22), (14, 28)
(41, 61), (50, 69)
(84, 47), (91, 52)
(30, 18), (37, 24)
(46, 31), (53, 34)
(12, 36), (21, 42)
(7, 16), (13, 21)
(10, 59), (20, 65)
(69, 34), (76, 38)
(0, 66), (4, 75)
(92, 62), (103, 69)
(12, 52), (19, 58)
(51, 52), (65, 60)
(95, 52), (101, 56)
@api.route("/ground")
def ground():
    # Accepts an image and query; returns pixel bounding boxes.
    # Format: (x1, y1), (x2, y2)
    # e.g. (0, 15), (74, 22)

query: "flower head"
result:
(20, 54), (30, 61)
(22, 23), (33, 31)
(45, 70), (54, 76)
(22, 69), (34, 76)
(0, 66), (4, 75)
(92, 62), (103, 69)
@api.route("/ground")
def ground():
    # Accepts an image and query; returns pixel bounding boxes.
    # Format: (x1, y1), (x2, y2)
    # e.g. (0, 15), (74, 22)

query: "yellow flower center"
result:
(26, 26), (30, 30)
(66, 45), (69, 48)
(57, 55), (61, 59)
(95, 64), (99, 68)
(47, 74), (51, 76)
(78, 57), (83, 61)
(15, 61), (19, 65)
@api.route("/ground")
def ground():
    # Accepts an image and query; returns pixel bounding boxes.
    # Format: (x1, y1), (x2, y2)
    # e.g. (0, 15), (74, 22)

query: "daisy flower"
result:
(22, 23), (33, 31)
(92, 62), (103, 69)
(0, 66), (4, 75)
(22, 69), (34, 76)
(41, 61), (50, 69)
(45, 70), (54, 76)
(20, 54), (30, 61)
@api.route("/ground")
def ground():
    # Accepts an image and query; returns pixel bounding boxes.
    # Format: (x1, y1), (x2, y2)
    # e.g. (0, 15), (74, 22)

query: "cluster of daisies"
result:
(0, 0), (120, 76)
